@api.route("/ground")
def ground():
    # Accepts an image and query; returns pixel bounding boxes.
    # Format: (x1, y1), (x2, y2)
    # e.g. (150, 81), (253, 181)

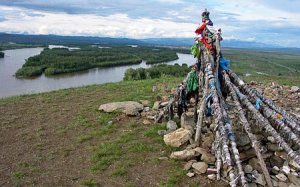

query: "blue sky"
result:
(0, 0), (300, 47)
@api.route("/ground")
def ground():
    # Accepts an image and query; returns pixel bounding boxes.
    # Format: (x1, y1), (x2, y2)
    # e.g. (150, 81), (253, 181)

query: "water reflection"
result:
(0, 48), (195, 98)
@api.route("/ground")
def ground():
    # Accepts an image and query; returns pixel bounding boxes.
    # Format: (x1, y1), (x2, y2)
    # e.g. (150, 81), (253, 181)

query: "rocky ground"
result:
(141, 83), (300, 187)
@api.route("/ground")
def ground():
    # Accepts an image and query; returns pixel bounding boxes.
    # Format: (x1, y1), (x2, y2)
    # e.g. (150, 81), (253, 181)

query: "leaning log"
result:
(232, 83), (300, 165)
(223, 72), (273, 187)
(228, 70), (300, 128)
(207, 63), (248, 187)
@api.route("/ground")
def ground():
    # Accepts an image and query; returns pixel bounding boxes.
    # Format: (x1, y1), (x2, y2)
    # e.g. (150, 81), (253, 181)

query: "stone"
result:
(288, 173), (300, 186)
(207, 174), (216, 180)
(99, 101), (144, 116)
(244, 165), (253, 173)
(201, 152), (216, 164)
(163, 128), (192, 147)
(140, 100), (150, 107)
(143, 119), (151, 125)
(267, 136), (276, 143)
(192, 162), (208, 174)
(201, 133), (214, 150)
(147, 115), (156, 120)
(152, 86), (157, 92)
(270, 155), (284, 168)
(275, 151), (288, 160)
(289, 160), (300, 170)
(249, 183), (258, 187)
(291, 86), (299, 92)
(167, 120), (177, 132)
(107, 120), (113, 125)
(157, 130), (167, 136)
(158, 157), (169, 160)
(249, 158), (263, 173)
(170, 149), (200, 160)
(253, 173), (266, 186)
(186, 172), (195, 178)
(236, 132), (251, 146)
(272, 179), (279, 187)
(282, 165), (291, 175)
(278, 182), (289, 187)
(240, 149), (257, 161)
(184, 160), (197, 171)
(267, 143), (283, 152)
(160, 101), (169, 107)
(276, 173), (288, 182)
(152, 101), (160, 110)
(288, 184), (297, 187)
(185, 111), (194, 117)
(272, 166), (280, 175)
(206, 168), (218, 174)
(143, 107), (150, 112)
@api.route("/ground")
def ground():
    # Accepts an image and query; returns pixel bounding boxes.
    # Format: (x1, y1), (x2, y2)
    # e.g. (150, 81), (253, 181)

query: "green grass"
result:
(223, 48), (300, 86)
(80, 179), (99, 187)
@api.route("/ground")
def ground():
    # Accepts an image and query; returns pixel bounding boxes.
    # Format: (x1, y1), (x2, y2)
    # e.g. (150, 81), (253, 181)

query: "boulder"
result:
(276, 173), (288, 182)
(160, 101), (169, 107)
(167, 120), (178, 132)
(163, 128), (192, 147)
(99, 101), (143, 116)
(249, 158), (263, 173)
(207, 174), (216, 180)
(186, 172), (195, 178)
(152, 101), (160, 110)
(184, 160), (197, 171)
(192, 162), (208, 174)
(278, 182), (289, 187)
(201, 133), (214, 150)
(157, 130), (167, 136)
(140, 100), (150, 107)
(244, 165), (253, 173)
(270, 155), (284, 168)
(267, 143), (283, 152)
(236, 132), (251, 146)
(143, 119), (151, 125)
(291, 86), (299, 92)
(253, 172), (266, 186)
(288, 173), (300, 186)
(170, 149), (200, 160)
(201, 151), (216, 164)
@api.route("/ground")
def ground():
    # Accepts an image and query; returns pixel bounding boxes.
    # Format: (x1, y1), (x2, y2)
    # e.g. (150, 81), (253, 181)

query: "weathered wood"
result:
(232, 83), (300, 165)
(206, 63), (247, 187)
(223, 71), (273, 187)
(194, 71), (209, 145)
(228, 70), (300, 128)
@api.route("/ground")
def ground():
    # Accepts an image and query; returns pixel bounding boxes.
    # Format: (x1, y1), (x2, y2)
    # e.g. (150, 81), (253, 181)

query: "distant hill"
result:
(0, 33), (146, 46)
(141, 38), (281, 48)
(0, 33), (289, 49)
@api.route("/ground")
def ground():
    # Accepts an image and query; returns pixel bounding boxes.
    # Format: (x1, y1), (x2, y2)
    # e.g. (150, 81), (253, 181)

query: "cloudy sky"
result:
(0, 0), (300, 47)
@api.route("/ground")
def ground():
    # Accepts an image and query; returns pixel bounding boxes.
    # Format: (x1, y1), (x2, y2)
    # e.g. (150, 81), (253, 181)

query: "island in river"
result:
(15, 46), (185, 78)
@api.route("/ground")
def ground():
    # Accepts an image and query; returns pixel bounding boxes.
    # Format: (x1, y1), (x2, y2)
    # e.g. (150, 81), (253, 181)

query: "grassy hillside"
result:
(0, 77), (228, 187)
(223, 48), (300, 86)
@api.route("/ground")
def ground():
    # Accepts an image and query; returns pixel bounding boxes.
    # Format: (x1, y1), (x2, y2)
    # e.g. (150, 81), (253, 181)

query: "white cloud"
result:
(0, 6), (198, 38)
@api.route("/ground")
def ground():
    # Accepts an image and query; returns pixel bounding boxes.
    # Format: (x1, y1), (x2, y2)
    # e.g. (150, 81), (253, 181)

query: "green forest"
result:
(16, 46), (179, 78)
(124, 64), (190, 80)
(0, 48), (4, 58)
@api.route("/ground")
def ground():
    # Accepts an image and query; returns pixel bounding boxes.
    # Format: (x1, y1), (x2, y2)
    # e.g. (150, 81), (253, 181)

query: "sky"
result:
(0, 0), (300, 47)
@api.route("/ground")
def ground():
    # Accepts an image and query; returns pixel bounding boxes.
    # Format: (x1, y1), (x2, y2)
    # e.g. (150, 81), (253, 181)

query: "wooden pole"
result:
(232, 83), (300, 165)
(223, 71), (273, 187)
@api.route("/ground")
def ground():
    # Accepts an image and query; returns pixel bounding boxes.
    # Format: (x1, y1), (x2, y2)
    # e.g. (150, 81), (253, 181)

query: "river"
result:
(0, 48), (195, 98)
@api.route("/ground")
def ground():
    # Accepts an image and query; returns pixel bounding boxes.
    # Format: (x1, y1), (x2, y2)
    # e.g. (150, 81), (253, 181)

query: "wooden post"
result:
(223, 71), (273, 187)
